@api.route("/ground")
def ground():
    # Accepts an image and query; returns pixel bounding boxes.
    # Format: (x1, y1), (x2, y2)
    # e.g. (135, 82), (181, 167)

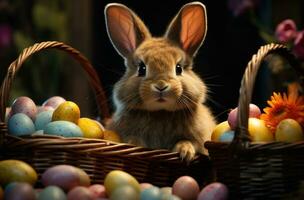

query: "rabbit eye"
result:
(137, 61), (146, 77)
(176, 64), (183, 75)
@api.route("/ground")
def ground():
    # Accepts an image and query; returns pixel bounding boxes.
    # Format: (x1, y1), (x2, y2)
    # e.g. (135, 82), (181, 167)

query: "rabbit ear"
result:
(105, 3), (151, 58)
(165, 2), (207, 57)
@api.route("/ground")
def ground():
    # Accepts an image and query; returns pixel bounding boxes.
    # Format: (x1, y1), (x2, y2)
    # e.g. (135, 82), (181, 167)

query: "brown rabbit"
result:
(104, 2), (216, 161)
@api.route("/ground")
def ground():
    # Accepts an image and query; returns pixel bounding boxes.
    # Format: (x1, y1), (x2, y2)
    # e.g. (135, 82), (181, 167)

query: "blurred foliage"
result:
(0, 0), (68, 105)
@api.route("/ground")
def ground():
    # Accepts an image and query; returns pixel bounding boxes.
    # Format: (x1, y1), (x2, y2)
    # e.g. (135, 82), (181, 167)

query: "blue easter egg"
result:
(44, 121), (83, 137)
(140, 186), (161, 200)
(8, 113), (35, 136)
(219, 130), (235, 142)
(35, 110), (53, 131)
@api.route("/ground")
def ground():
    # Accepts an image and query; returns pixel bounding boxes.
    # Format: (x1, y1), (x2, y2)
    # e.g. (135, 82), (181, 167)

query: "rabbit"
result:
(104, 1), (216, 161)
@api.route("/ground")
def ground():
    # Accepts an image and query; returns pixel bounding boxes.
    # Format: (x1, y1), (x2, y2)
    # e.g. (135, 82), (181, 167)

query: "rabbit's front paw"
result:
(173, 140), (196, 162)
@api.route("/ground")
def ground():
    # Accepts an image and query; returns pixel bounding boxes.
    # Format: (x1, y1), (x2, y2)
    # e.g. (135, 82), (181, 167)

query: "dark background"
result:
(1, 0), (303, 122)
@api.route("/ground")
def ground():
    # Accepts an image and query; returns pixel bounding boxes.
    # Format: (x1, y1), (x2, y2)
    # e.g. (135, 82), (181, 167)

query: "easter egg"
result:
(160, 187), (172, 196)
(67, 186), (94, 200)
(248, 118), (274, 142)
(140, 186), (161, 200)
(37, 186), (66, 200)
(42, 165), (90, 191)
(11, 96), (37, 120)
(35, 110), (53, 131)
(197, 182), (228, 200)
(104, 170), (140, 196)
(219, 131), (235, 142)
(172, 176), (200, 200)
(103, 130), (121, 143)
(228, 104), (261, 130)
(110, 185), (139, 200)
(4, 182), (36, 200)
(42, 96), (66, 109)
(211, 121), (231, 141)
(37, 106), (54, 113)
(52, 101), (80, 124)
(88, 184), (106, 198)
(275, 119), (304, 142)
(78, 118), (104, 139)
(161, 194), (181, 200)
(8, 113), (35, 136)
(44, 121), (83, 137)
(140, 183), (154, 191)
(0, 160), (37, 186)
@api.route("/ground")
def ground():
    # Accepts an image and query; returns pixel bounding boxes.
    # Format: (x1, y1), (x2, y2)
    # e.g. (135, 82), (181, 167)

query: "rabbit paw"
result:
(173, 140), (196, 162)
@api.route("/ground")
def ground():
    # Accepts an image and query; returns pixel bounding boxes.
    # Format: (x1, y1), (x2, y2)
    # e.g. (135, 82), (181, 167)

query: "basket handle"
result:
(0, 41), (110, 123)
(232, 43), (304, 146)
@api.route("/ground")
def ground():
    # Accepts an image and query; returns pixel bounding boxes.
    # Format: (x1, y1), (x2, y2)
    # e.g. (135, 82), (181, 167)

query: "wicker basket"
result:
(205, 43), (304, 199)
(0, 41), (213, 187)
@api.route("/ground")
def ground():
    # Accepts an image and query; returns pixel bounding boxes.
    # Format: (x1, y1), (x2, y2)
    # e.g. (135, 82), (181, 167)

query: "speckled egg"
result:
(35, 110), (53, 131)
(197, 182), (228, 200)
(42, 96), (66, 109)
(11, 96), (37, 120)
(52, 101), (80, 124)
(37, 106), (54, 113)
(78, 118), (104, 139)
(67, 186), (94, 200)
(8, 113), (35, 136)
(88, 184), (106, 198)
(44, 121), (83, 137)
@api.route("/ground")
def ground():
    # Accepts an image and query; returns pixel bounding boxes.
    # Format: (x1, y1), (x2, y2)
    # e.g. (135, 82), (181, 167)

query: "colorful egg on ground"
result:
(42, 165), (90, 191)
(172, 176), (200, 200)
(110, 185), (139, 200)
(37, 186), (66, 200)
(35, 110), (53, 131)
(11, 96), (37, 120)
(248, 118), (274, 142)
(52, 101), (80, 124)
(104, 170), (140, 196)
(0, 160), (37, 186)
(275, 118), (304, 142)
(67, 186), (94, 200)
(4, 182), (36, 200)
(88, 184), (106, 198)
(140, 186), (161, 200)
(44, 121), (83, 137)
(197, 182), (228, 200)
(8, 113), (35, 136)
(42, 96), (66, 109)
(78, 118), (104, 139)
(211, 121), (231, 141)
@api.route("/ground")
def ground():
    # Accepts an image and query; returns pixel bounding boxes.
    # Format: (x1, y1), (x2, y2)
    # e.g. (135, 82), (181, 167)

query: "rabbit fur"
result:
(104, 2), (216, 161)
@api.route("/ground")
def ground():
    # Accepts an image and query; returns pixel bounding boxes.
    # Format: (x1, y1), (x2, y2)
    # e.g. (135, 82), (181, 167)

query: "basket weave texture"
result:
(0, 41), (213, 187)
(205, 43), (304, 199)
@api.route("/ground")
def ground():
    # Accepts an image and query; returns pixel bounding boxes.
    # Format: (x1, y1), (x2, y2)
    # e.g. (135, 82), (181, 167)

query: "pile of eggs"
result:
(212, 103), (304, 142)
(0, 159), (229, 200)
(6, 96), (120, 142)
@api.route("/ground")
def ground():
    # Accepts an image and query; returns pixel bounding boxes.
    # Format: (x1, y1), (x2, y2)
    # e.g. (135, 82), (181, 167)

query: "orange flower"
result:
(260, 84), (304, 133)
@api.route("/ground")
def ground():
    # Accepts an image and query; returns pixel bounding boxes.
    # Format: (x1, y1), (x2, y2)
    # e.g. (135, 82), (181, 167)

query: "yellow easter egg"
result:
(248, 118), (274, 142)
(52, 101), (80, 124)
(275, 118), (304, 142)
(103, 130), (121, 143)
(211, 121), (231, 141)
(78, 118), (104, 139)
(0, 160), (37, 187)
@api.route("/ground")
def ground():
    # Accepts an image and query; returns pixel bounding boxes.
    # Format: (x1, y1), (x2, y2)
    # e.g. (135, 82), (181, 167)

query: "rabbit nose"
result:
(155, 85), (168, 91)
(151, 82), (170, 92)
